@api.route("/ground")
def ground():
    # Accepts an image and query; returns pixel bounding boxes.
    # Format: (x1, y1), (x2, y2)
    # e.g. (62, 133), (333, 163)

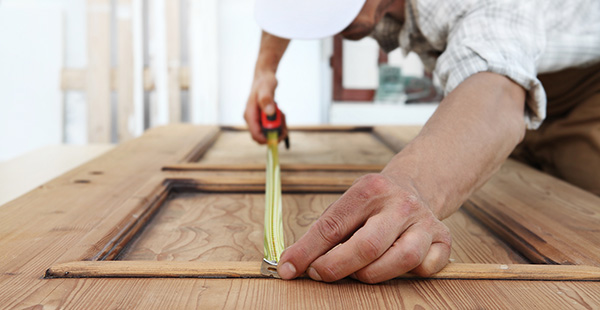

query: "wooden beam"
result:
(166, 0), (181, 123)
(117, 0), (135, 141)
(463, 159), (600, 266)
(86, 0), (111, 143)
(61, 67), (189, 91)
(46, 261), (600, 281)
(220, 125), (375, 132)
(162, 163), (386, 172)
(61, 68), (86, 90)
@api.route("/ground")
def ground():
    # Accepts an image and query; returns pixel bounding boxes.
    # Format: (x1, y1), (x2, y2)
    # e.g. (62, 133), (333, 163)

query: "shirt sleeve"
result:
(433, 0), (547, 129)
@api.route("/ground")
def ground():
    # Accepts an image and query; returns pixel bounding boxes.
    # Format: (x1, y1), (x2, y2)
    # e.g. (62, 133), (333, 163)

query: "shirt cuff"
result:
(437, 42), (547, 130)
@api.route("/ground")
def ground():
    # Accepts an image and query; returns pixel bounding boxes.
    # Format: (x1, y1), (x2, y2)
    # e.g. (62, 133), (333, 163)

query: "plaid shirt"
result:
(371, 0), (600, 129)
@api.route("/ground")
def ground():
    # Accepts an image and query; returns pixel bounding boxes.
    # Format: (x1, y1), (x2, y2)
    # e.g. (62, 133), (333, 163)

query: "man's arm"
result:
(244, 31), (290, 144)
(277, 72), (526, 283)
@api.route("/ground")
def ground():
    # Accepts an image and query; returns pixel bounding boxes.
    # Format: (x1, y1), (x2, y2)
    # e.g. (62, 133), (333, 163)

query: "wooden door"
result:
(3, 125), (600, 309)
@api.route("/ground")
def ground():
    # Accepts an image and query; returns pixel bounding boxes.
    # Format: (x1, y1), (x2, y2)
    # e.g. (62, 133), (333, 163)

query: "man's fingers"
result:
(257, 84), (276, 115)
(278, 208), (365, 280)
(352, 224), (432, 283)
(278, 190), (378, 278)
(244, 74), (277, 144)
(244, 98), (267, 144)
(410, 240), (452, 277)
(307, 214), (406, 282)
(277, 174), (395, 280)
(354, 221), (451, 283)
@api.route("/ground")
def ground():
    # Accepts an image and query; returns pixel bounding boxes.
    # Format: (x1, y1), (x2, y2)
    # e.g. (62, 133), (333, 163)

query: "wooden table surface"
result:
(1, 125), (600, 309)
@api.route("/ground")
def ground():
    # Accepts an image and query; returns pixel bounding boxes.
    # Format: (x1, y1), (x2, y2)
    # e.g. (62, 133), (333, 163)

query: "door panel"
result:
(120, 190), (526, 264)
(197, 130), (395, 166)
(41, 126), (600, 281)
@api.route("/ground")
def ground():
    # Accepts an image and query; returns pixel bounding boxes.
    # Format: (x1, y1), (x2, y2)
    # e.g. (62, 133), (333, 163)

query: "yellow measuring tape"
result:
(262, 131), (285, 277)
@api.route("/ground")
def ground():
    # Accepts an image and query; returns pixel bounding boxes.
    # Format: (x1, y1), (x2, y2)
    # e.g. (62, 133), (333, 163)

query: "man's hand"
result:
(276, 72), (526, 284)
(277, 173), (452, 283)
(244, 71), (288, 144)
(244, 31), (290, 144)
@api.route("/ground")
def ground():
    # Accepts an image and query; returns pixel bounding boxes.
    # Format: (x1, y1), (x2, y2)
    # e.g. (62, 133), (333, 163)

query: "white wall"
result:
(0, 0), (434, 162)
(342, 37), (425, 89)
(217, 0), (324, 126)
(330, 37), (436, 125)
(0, 5), (64, 161)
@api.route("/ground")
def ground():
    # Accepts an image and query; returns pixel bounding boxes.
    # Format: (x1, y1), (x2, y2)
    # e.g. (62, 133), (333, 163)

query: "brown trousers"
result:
(511, 62), (600, 195)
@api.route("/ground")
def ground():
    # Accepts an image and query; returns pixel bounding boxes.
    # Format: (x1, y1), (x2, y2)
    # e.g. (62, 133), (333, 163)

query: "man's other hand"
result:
(277, 173), (452, 283)
(244, 72), (288, 144)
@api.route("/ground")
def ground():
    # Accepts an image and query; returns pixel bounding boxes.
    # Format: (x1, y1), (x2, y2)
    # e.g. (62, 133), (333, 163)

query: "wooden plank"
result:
(61, 67), (189, 91)
(118, 192), (339, 262)
(222, 125), (374, 132)
(61, 68), (86, 90)
(8, 277), (600, 309)
(73, 176), (355, 261)
(118, 190), (524, 264)
(165, 0), (181, 123)
(131, 0), (144, 139)
(47, 261), (264, 278)
(0, 125), (218, 307)
(464, 159), (600, 266)
(86, 0), (112, 143)
(2, 125), (600, 309)
(162, 163), (386, 172)
(46, 261), (600, 281)
(0, 125), (217, 266)
(117, 0), (135, 141)
(443, 210), (528, 264)
(174, 175), (358, 192)
(194, 130), (396, 166)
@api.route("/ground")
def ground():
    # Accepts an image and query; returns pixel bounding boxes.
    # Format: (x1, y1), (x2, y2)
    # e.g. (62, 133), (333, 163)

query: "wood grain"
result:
(7, 277), (600, 309)
(119, 193), (337, 261)
(163, 163), (386, 172)
(3, 125), (600, 309)
(86, 0), (111, 143)
(46, 261), (600, 281)
(119, 191), (525, 264)
(0, 144), (114, 207)
(443, 210), (528, 264)
(373, 126), (600, 266)
(196, 131), (396, 166)
(117, 0), (135, 141)
(464, 160), (600, 266)
(166, 0), (181, 123)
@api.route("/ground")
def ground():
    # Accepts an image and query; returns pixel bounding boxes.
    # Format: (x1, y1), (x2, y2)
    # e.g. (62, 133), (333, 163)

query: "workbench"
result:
(1, 125), (600, 309)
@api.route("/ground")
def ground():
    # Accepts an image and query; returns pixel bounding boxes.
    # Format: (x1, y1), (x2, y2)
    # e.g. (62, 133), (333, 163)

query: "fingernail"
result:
(307, 267), (322, 281)
(278, 262), (296, 279)
(264, 104), (275, 115)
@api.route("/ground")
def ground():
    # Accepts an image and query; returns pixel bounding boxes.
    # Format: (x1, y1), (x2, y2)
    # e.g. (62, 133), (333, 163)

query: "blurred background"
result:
(0, 0), (439, 162)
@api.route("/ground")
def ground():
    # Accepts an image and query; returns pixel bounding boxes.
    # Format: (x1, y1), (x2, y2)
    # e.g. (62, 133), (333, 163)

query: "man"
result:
(244, 0), (600, 283)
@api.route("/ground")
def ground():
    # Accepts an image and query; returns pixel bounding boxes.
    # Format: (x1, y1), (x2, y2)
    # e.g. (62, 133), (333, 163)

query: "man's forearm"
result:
(254, 31), (290, 76)
(383, 72), (527, 219)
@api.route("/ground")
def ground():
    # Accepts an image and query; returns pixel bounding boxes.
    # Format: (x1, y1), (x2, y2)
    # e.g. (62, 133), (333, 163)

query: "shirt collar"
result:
(370, 0), (418, 56)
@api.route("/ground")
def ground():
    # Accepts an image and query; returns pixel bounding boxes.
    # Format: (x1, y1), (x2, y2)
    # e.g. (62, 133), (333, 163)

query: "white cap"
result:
(255, 0), (367, 40)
